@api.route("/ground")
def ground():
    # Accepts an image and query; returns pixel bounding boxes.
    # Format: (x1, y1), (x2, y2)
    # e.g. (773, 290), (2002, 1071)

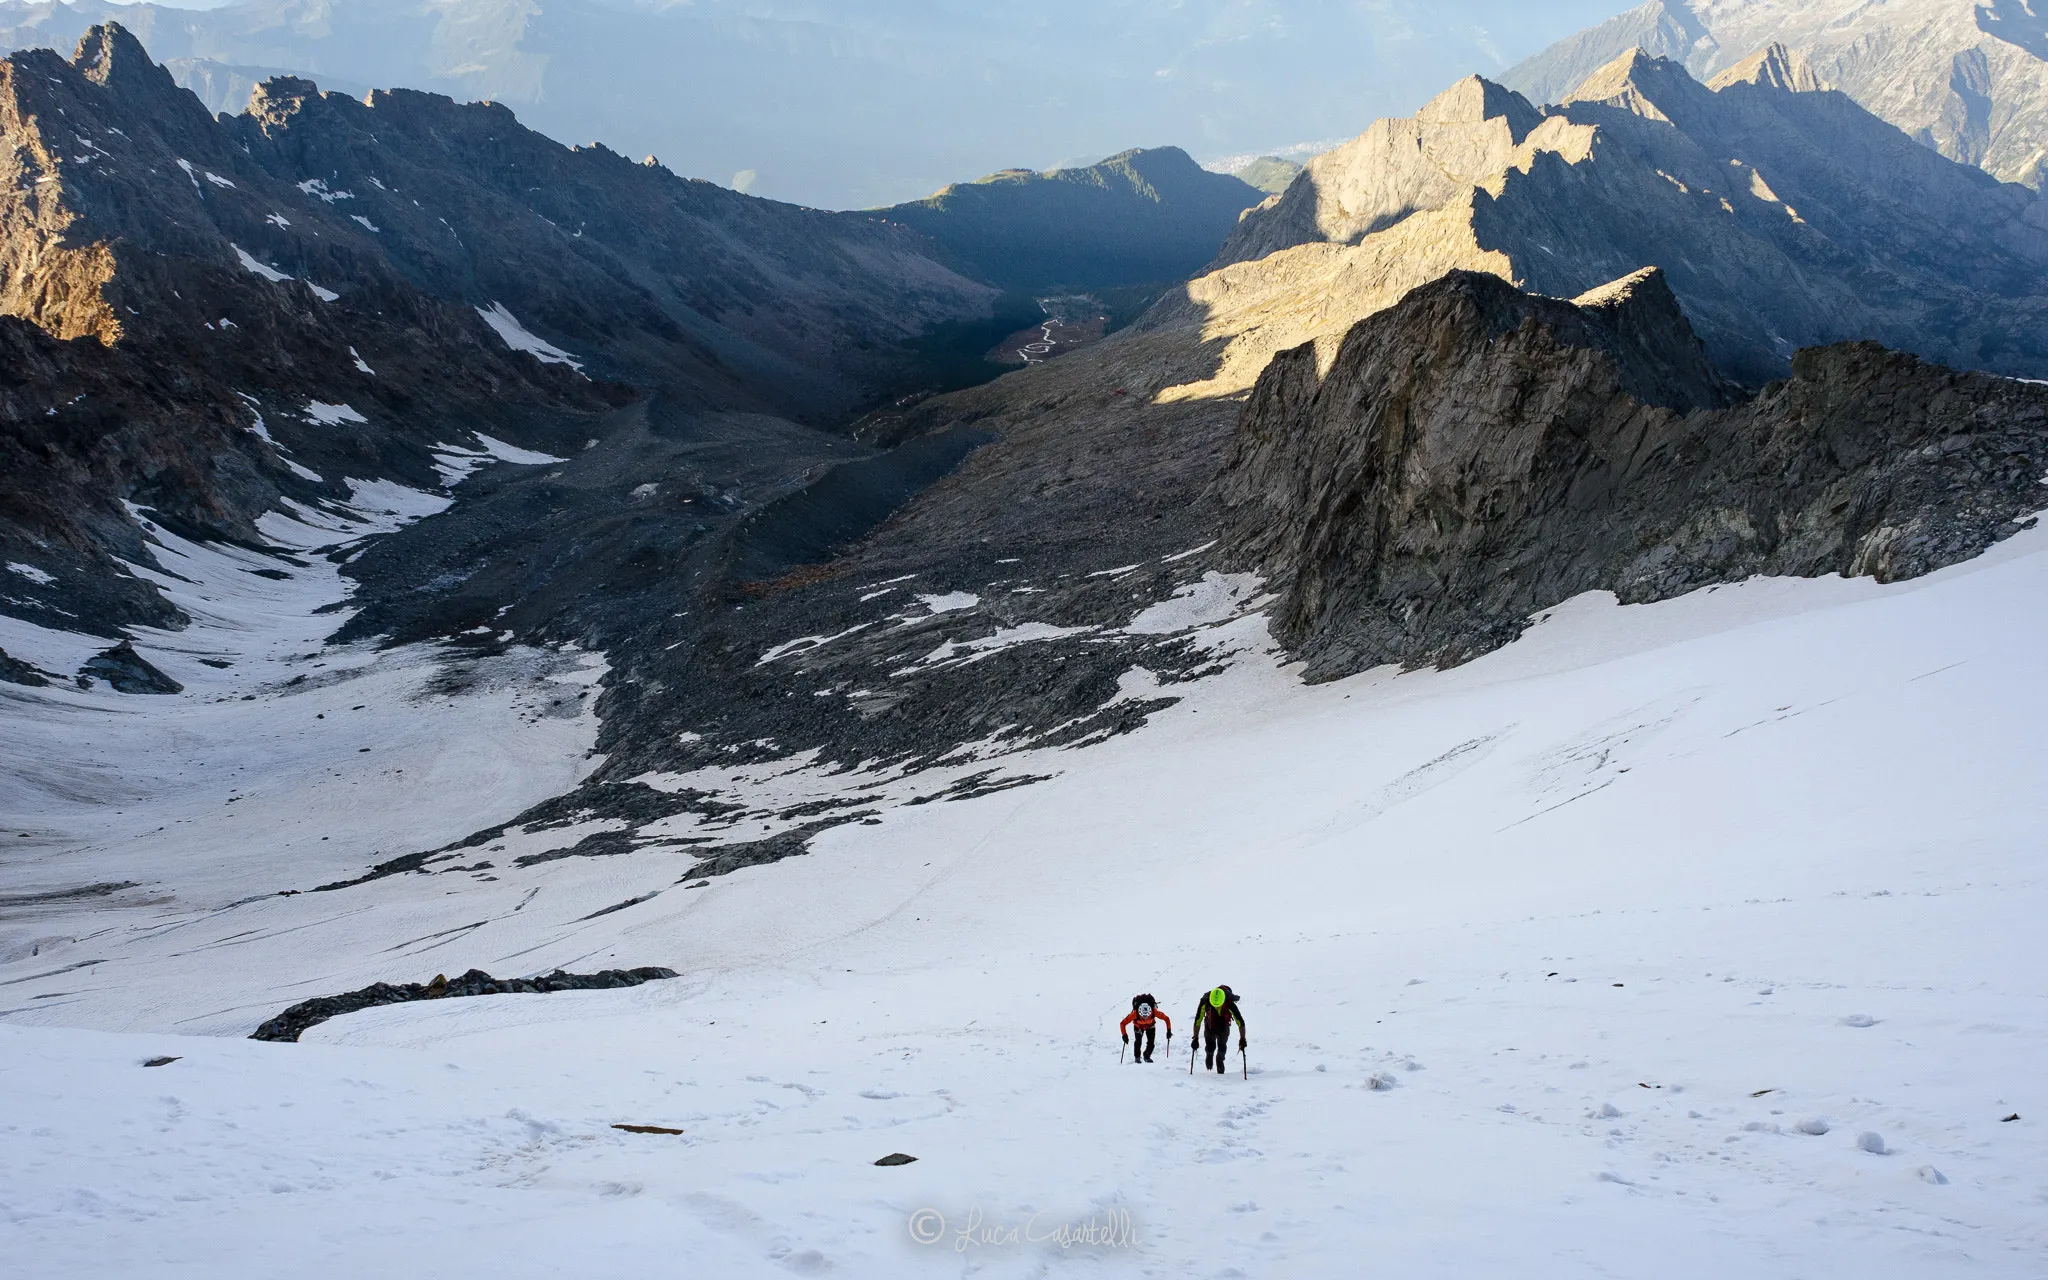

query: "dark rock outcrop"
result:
(79, 639), (180, 693)
(1218, 268), (2048, 680)
(0, 644), (48, 686)
(248, 965), (679, 1041)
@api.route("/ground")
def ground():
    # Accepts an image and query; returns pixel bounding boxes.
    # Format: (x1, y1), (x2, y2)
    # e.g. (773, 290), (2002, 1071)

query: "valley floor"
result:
(3, 512), (2047, 1276)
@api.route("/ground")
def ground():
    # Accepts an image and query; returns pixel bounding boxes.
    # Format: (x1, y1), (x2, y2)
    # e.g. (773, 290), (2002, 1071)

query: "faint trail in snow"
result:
(1314, 732), (1507, 840)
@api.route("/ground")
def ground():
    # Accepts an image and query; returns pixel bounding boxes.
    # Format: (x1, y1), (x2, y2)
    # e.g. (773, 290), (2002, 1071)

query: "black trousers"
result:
(1131, 1024), (1156, 1061)
(1202, 1020), (1233, 1072)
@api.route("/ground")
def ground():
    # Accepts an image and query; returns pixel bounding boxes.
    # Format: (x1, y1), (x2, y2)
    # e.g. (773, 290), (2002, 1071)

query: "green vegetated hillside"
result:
(1232, 155), (1304, 194)
(875, 146), (1263, 294)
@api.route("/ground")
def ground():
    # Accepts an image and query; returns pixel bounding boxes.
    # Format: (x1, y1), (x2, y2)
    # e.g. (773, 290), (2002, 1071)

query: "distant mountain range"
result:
(1213, 48), (2048, 386)
(0, 0), (1632, 209)
(876, 149), (1262, 294)
(1507, 0), (2048, 190)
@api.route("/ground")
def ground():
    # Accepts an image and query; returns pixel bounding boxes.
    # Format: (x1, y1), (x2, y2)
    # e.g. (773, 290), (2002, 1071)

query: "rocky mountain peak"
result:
(1566, 266), (1737, 412)
(1562, 46), (1709, 121)
(1708, 41), (1827, 93)
(73, 21), (170, 97)
(243, 73), (323, 119)
(1414, 74), (1542, 141)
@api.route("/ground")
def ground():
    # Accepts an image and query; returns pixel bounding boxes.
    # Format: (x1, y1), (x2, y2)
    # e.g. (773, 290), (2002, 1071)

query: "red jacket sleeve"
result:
(1119, 1012), (1136, 1032)
(1156, 1011), (1172, 1031)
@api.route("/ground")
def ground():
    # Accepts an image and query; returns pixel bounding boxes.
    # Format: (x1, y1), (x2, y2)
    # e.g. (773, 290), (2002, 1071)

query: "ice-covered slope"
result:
(1506, 0), (2048, 190)
(4, 498), (2046, 1274)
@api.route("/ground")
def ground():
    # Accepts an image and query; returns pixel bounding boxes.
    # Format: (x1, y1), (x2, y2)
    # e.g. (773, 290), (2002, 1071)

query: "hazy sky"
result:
(51, 0), (1635, 205)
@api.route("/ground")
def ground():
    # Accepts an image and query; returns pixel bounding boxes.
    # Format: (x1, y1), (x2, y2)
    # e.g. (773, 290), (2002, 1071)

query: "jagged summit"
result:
(1708, 42), (1827, 94)
(1213, 74), (1547, 267)
(1414, 74), (1543, 140)
(1560, 46), (1700, 117)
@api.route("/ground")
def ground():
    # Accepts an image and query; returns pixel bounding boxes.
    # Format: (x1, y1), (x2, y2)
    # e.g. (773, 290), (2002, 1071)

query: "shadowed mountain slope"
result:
(875, 148), (1263, 295)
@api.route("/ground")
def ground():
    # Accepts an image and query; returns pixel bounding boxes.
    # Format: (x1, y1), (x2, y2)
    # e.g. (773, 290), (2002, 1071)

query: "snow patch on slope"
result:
(475, 303), (584, 373)
(304, 401), (367, 427)
(230, 244), (289, 283)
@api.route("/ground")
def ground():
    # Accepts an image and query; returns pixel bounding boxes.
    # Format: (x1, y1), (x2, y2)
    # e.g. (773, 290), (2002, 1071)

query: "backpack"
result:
(1131, 993), (1158, 1019)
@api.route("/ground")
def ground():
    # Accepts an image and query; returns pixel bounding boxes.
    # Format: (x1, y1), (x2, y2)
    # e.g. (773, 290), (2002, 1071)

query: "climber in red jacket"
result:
(1119, 993), (1173, 1063)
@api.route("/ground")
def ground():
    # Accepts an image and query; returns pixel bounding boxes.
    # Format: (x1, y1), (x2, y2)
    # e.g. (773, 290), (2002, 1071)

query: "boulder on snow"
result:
(874, 1153), (918, 1166)
(1857, 1131), (1889, 1155)
(79, 641), (181, 694)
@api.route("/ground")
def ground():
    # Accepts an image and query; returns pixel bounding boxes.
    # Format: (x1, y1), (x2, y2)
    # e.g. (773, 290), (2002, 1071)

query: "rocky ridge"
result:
(1218, 268), (2048, 680)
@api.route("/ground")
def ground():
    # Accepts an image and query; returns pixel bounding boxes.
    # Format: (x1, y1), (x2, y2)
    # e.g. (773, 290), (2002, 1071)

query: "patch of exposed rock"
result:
(248, 965), (678, 1041)
(1218, 268), (2048, 681)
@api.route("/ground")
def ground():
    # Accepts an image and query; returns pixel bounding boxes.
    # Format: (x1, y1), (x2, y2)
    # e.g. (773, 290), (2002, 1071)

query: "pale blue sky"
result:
(28, 0), (1636, 205)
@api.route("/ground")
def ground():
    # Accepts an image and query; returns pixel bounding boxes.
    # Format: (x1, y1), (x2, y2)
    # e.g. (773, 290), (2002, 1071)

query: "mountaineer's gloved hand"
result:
(1121, 1033), (1129, 1043)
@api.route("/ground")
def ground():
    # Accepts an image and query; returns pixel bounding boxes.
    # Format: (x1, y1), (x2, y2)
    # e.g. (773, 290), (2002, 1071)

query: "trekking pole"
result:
(1119, 1041), (1125, 1065)
(1242, 1045), (1248, 1080)
(1189, 1035), (1196, 1075)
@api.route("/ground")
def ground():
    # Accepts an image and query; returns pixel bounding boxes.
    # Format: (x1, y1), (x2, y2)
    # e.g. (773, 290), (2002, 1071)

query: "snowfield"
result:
(3, 515), (2047, 1275)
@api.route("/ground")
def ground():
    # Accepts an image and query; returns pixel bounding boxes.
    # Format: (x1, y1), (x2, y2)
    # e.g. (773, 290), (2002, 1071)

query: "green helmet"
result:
(1208, 987), (1228, 1008)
